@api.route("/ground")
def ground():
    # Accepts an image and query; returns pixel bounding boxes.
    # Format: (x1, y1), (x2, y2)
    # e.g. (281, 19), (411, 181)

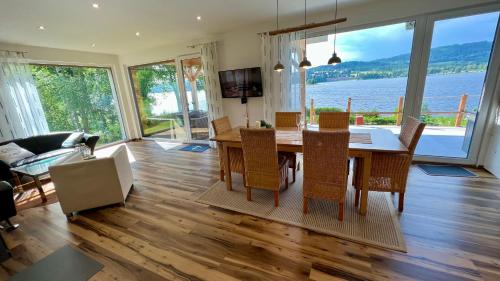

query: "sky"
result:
(307, 11), (499, 67)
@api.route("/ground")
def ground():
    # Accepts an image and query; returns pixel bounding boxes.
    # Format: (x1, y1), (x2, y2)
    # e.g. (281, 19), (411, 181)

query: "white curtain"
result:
(0, 51), (49, 142)
(260, 32), (303, 125)
(200, 42), (224, 147)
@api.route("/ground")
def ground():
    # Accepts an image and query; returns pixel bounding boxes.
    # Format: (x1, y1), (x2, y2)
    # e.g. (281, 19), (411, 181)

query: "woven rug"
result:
(197, 172), (406, 252)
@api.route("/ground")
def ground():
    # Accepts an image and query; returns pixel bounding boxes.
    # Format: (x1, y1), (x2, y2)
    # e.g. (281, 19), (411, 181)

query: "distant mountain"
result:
(306, 41), (492, 83)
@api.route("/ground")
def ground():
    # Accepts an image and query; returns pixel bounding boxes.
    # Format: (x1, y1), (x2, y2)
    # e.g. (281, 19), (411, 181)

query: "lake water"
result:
(306, 72), (486, 113)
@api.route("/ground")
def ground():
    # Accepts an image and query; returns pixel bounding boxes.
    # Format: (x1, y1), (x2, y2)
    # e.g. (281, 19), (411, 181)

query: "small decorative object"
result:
(75, 143), (91, 158)
(296, 114), (304, 131)
(255, 120), (261, 128)
(259, 120), (273, 128)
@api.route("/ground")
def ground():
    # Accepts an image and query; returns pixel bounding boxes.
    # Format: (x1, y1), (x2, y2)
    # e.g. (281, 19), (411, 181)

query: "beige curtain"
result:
(260, 32), (303, 126)
(201, 42), (224, 146)
(0, 51), (49, 142)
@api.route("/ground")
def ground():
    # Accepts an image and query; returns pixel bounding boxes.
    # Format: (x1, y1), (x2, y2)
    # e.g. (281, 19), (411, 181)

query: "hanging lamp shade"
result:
(299, 57), (312, 69)
(273, 0), (284, 72)
(328, 52), (341, 65)
(274, 61), (284, 72)
(327, 0), (342, 66)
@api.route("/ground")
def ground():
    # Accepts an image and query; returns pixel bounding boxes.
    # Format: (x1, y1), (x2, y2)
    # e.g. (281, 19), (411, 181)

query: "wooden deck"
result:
(1, 140), (499, 280)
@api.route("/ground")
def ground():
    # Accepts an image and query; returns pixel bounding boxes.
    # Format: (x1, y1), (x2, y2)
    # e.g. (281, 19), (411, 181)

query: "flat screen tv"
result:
(219, 67), (263, 98)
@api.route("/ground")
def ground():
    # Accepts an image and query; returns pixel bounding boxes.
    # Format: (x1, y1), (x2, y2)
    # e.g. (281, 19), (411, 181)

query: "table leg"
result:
(223, 143), (232, 191)
(33, 176), (47, 203)
(360, 151), (372, 215)
(11, 172), (24, 200)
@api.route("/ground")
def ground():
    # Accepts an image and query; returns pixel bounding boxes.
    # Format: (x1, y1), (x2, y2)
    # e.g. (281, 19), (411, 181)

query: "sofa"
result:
(48, 145), (133, 218)
(0, 132), (99, 182)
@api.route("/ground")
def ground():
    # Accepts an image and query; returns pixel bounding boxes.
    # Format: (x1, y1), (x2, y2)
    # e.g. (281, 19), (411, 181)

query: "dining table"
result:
(211, 126), (409, 215)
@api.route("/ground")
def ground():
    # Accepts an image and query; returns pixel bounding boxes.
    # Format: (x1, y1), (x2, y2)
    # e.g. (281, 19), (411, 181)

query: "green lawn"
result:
(144, 120), (174, 136)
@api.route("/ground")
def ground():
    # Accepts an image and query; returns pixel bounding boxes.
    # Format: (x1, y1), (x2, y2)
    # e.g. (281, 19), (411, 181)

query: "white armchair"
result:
(49, 145), (134, 218)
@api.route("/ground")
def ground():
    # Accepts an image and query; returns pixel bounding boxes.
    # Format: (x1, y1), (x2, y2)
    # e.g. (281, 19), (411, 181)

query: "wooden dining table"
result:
(211, 126), (409, 215)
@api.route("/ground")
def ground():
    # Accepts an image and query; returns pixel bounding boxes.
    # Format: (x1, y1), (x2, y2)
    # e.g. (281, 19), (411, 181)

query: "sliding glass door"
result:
(129, 61), (187, 140)
(129, 56), (208, 143)
(415, 11), (500, 159)
(180, 57), (209, 141)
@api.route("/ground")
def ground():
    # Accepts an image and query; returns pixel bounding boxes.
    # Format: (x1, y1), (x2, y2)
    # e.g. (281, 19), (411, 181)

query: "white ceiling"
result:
(0, 0), (372, 55)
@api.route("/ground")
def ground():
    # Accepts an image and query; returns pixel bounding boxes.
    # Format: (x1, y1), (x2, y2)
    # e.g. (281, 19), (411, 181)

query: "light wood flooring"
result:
(1, 140), (499, 281)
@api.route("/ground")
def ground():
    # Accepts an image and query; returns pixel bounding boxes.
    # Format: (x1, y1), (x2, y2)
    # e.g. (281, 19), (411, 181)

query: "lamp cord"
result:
(333, 0), (338, 53)
(304, 0), (307, 58)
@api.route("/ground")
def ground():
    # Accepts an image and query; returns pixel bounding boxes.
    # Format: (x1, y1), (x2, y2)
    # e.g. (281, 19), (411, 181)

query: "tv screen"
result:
(219, 67), (263, 98)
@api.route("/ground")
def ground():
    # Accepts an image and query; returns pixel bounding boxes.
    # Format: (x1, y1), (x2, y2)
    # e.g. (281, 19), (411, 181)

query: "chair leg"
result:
(220, 169), (225, 181)
(246, 187), (252, 201)
(285, 176), (289, 190)
(338, 202), (344, 221)
(398, 192), (405, 212)
(354, 189), (360, 207)
(274, 191), (279, 207)
(303, 197), (308, 214)
(292, 160), (296, 183)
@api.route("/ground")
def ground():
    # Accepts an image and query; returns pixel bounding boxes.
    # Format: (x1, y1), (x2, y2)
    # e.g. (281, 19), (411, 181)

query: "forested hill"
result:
(306, 41), (492, 83)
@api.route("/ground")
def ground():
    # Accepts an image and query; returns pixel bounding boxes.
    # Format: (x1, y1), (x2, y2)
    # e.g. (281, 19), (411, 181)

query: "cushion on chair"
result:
(0, 142), (36, 165)
(62, 132), (85, 148)
(10, 148), (74, 167)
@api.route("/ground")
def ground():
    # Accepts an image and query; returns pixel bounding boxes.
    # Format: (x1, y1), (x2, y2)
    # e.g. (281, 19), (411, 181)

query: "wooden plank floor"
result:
(1, 140), (499, 281)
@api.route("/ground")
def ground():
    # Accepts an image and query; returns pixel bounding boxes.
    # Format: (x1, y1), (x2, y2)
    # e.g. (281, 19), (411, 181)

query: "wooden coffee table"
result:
(10, 154), (70, 203)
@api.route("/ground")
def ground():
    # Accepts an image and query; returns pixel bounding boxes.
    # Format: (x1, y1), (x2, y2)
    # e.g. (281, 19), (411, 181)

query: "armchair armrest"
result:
(83, 134), (100, 154)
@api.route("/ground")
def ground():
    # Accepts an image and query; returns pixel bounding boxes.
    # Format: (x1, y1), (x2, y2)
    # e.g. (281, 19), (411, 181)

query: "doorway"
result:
(129, 56), (209, 143)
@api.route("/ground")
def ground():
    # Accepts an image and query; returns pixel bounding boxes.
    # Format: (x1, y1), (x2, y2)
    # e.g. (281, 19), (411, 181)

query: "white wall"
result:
(0, 42), (139, 140)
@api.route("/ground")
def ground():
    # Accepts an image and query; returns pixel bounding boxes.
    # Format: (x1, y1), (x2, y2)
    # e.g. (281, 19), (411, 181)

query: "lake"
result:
(306, 72), (485, 113)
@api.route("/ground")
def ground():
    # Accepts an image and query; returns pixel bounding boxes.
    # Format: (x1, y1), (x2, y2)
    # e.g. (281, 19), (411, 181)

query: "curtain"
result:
(201, 42), (224, 147)
(0, 51), (49, 142)
(260, 32), (303, 125)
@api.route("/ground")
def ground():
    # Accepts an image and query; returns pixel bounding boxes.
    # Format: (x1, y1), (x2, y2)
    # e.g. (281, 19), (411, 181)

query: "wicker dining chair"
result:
(353, 117), (425, 212)
(303, 130), (350, 220)
(211, 116), (245, 181)
(275, 112), (300, 183)
(240, 128), (289, 207)
(319, 112), (350, 129)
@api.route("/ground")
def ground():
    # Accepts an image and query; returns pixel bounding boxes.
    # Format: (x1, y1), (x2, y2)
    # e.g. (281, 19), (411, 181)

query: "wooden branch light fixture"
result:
(268, 17), (346, 36)
(265, 0), (347, 37)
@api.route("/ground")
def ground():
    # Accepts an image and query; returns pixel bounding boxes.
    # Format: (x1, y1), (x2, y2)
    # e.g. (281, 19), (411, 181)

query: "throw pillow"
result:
(61, 132), (84, 148)
(0, 142), (36, 165)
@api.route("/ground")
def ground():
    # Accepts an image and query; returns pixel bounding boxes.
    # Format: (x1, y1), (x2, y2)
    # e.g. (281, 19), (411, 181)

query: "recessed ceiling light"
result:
(91, 43), (96, 48)
(196, 16), (202, 21)
(92, 3), (99, 8)
(135, 32), (140, 36)
(38, 25), (45, 30)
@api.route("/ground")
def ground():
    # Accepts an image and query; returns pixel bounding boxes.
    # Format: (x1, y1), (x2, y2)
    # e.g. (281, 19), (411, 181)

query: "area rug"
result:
(418, 164), (477, 177)
(8, 245), (103, 281)
(197, 172), (407, 252)
(179, 144), (210, 152)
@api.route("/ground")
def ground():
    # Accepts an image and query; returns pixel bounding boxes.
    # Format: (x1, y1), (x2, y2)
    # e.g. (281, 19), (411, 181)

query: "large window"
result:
(306, 22), (415, 126)
(304, 6), (500, 163)
(30, 65), (124, 144)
